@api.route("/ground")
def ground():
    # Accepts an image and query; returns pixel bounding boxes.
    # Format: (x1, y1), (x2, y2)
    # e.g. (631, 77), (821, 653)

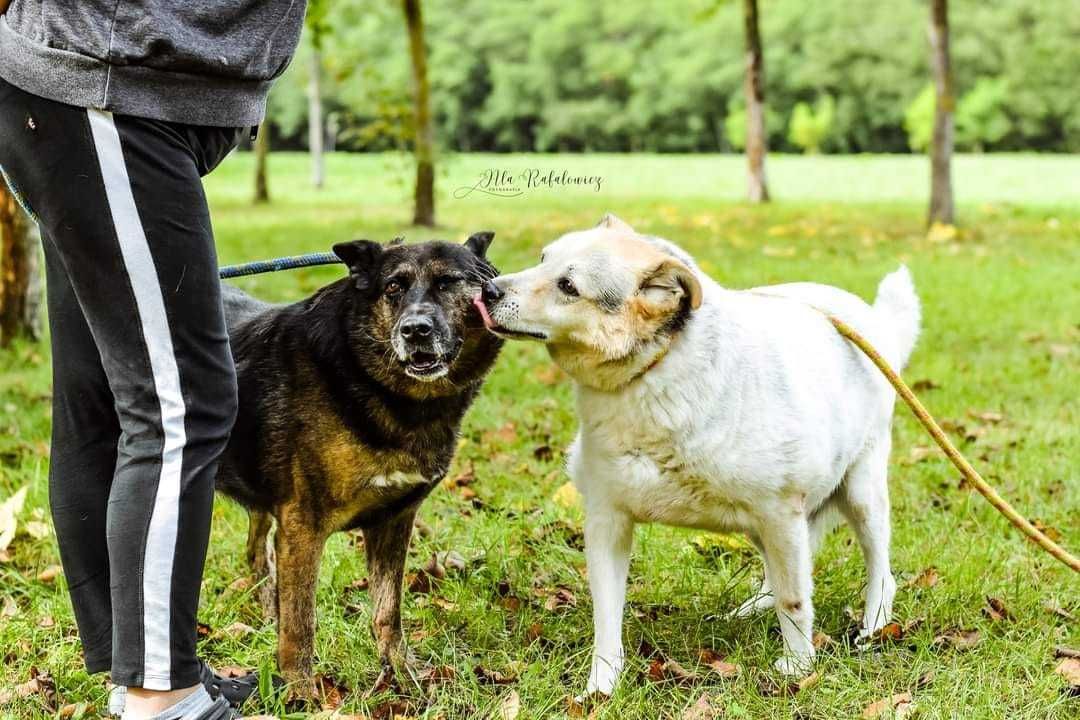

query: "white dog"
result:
(475, 214), (920, 695)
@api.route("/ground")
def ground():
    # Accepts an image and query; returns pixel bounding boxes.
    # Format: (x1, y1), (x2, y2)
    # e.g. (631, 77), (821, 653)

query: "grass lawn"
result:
(1, 152), (1077, 719)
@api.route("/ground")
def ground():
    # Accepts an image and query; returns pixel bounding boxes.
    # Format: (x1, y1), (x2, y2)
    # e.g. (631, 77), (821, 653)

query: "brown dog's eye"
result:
(385, 280), (403, 297)
(435, 276), (462, 292)
(557, 277), (578, 297)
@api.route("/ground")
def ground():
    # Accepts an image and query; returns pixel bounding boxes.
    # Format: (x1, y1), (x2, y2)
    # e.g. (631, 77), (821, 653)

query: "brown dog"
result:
(215, 234), (503, 692)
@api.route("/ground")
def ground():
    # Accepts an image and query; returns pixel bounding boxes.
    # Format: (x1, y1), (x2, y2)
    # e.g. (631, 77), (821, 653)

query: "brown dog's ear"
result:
(333, 239), (384, 291)
(464, 231), (494, 258)
(639, 258), (703, 311)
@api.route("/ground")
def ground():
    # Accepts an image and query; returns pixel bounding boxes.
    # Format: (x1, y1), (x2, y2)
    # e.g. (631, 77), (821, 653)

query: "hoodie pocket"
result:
(108, 1), (305, 82)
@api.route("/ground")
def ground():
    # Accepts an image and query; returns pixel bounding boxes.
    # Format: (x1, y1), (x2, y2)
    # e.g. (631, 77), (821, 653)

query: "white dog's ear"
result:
(639, 258), (702, 311)
(597, 213), (634, 233)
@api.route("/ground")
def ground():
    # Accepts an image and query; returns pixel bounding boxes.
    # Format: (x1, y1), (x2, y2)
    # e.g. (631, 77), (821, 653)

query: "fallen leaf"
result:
(219, 621), (257, 638)
(38, 615), (55, 629)
(483, 422), (518, 446)
(423, 553), (447, 580)
(417, 665), (456, 687)
(1030, 519), (1062, 543)
(371, 698), (411, 720)
(314, 673), (348, 711)
(542, 586), (577, 611)
(431, 597), (457, 611)
(1055, 647), (1080, 659)
(435, 550), (467, 573)
(525, 622), (544, 643)
(982, 596), (1014, 623)
(58, 702), (91, 718)
(757, 671), (819, 697)
(933, 628), (981, 651)
(347, 577), (370, 592)
(217, 666), (252, 679)
(0, 667), (56, 710)
(697, 649), (739, 679)
(647, 657), (698, 686)
(967, 409), (1004, 424)
(871, 617), (923, 644)
(812, 631), (836, 650)
(1055, 657), (1080, 685)
(197, 622), (212, 638)
(552, 482), (582, 510)
(862, 692), (915, 719)
(905, 566), (940, 589)
(474, 665), (517, 685)
(1, 596), (18, 619)
(1044, 600), (1075, 622)
(0, 487), (29, 552)
(227, 577), (252, 593)
(681, 693), (717, 720)
(911, 378), (940, 392)
(904, 446), (936, 465)
(499, 690), (521, 720)
(444, 464), (476, 489)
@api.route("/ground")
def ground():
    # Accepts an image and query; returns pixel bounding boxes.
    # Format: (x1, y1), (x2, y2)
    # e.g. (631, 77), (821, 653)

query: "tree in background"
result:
(0, 183), (42, 346)
(253, 128), (271, 204)
(307, 0), (331, 189)
(927, 0), (954, 225)
(741, 0), (768, 202)
(788, 95), (835, 154)
(402, 0), (435, 227)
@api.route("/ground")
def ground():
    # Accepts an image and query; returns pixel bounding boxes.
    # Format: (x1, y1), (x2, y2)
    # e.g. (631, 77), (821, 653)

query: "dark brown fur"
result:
(216, 235), (502, 692)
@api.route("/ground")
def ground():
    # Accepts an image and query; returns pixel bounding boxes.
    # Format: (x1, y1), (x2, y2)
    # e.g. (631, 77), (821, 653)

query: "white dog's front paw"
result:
(581, 651), (624, 699)
(773, 652), (814, 677)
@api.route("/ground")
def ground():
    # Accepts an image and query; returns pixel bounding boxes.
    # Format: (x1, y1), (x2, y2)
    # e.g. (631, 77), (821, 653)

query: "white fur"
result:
(493, 224), (920, 695)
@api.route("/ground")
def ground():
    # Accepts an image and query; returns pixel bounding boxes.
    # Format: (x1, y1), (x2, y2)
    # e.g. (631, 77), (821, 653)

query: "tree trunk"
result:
(927, 0), (955, 225)
(308, 44), (325, 189)
(742, 0), (769, 203)
(0, 184), (43, 346)
(253, 126), (270, 204)
(403, 0), (435, 227)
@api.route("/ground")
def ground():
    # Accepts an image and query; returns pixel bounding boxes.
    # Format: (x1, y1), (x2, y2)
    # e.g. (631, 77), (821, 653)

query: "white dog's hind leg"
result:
(730, 535), (775, 617)
(582, 506), (635, 697)
(840, 438), (896, 644)
(760, 515), (815, 676)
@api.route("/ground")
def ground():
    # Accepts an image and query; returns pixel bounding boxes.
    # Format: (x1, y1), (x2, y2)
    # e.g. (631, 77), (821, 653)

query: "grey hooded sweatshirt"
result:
(0, 1), (307, 127)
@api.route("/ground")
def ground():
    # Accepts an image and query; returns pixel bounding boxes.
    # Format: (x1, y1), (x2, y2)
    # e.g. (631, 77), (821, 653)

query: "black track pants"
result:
(0, 77), (241, 690)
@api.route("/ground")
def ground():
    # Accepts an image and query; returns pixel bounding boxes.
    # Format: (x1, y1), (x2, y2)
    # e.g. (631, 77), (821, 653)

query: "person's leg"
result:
(42, 230), (120, 674)
(0, 79), (239, 704)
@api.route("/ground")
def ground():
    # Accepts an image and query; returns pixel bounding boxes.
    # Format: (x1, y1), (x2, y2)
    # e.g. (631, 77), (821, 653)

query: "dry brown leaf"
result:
(314, 672), (348, 711)
(697, 648), (740, 679)
(58, 702), (91, 718)
(418, 665), (456, 687)
(38, 615), (55, 629)
(474, 665), (517, 685)
(1055, 647), (1080, 659)
(905, 566), (940, 589)
(227, 577), (252, 593)
(347, 577), (370, 592)
(217, 666), (252, 679)
(933, 628), (981, 651)
(646, 657), (699, 686)
(435, 550), (467, 573)
(904, 446), (936, 465)
(542, 586), (577, 611)
(483, 422), (518, 446)
(967, 409), (1004, 424)
(1, 595), (18, 619)
(219, 621), (257, 638)
(911, 379), (940, 392)
(431, 597), (457, 611)
(37, 565), (62, 583)
(0, 668), (56, 710)
(681, 693), (717, 720)
(757, 670), (819, 697)
(1031, 519), (1062, 543)
(1055, 657), (1080, 684)
(525, 622), (544, 643)
(982, 596), (1014, 623)
(444, 463), (476, 489)
(812, 631), (836, 650)
(499, 690), (521, 720)
(862, 692), (915, 719)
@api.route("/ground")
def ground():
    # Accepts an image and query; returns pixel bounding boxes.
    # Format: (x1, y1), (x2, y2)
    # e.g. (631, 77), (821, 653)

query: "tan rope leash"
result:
(828, 315), (1080, 574)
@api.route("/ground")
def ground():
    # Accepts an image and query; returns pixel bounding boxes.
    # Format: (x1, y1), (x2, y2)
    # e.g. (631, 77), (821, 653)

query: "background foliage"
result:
(266, 0), (1080, 154)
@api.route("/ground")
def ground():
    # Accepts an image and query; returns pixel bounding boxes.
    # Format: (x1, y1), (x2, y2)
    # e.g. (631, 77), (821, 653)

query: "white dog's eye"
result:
(557, 277), (579, 297)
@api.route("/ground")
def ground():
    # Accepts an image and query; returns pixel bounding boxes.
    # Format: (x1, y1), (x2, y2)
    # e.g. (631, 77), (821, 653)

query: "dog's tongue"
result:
(473, 294), (495, 330)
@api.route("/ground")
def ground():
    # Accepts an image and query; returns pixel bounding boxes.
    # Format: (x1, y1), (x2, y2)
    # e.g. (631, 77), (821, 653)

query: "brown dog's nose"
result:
(481, 280), (504, 304)
(400, 316), (433, 339)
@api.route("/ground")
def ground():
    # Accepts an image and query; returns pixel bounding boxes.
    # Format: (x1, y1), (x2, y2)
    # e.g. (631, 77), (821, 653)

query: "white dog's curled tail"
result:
(873, 265), (920, 370)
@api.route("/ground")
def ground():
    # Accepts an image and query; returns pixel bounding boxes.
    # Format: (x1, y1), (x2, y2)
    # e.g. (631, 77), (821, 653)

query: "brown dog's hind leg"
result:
(274, 515), (326, 697)
(246, 510), (278, 620)
(363, 505), (419, 690)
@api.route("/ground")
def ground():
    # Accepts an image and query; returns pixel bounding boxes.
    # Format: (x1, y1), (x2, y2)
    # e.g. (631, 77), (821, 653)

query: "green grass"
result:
(1, 152), (1078, 719)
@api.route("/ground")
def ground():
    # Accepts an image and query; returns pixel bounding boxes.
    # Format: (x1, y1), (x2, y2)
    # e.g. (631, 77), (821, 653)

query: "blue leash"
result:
(218, 252), (343, 279)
